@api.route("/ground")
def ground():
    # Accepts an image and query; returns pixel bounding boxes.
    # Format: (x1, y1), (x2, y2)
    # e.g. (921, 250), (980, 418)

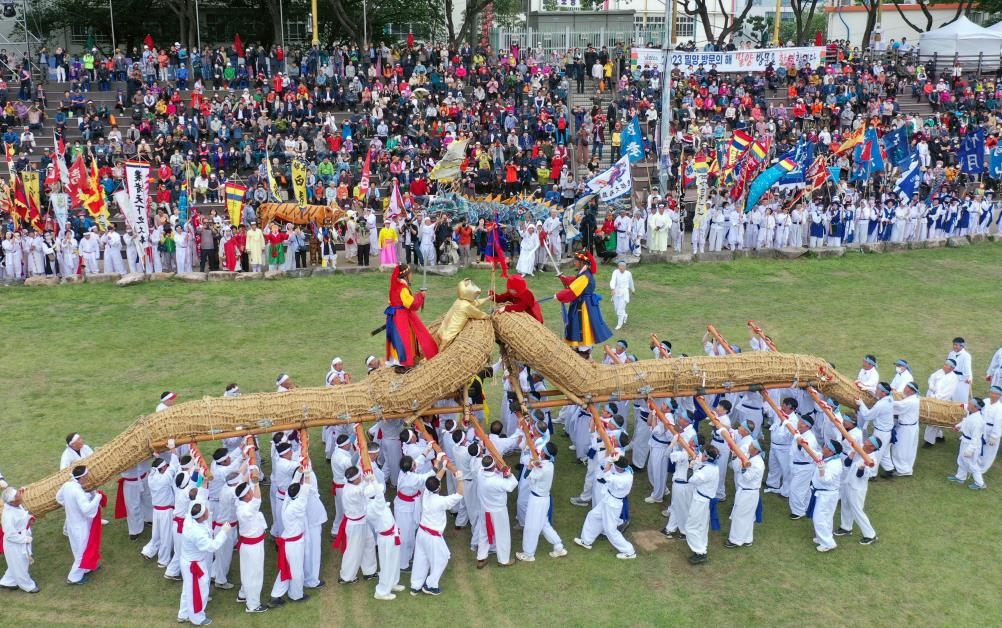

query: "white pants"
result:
(646, 444), (670, 500)
(66, 524), (93, 582)
(212, 523), (236, 584)
(270, 537), (306, 600)
(238, 540), (265, 611)
(382, 438), (402, 486)
(980, 437), (1000, 475)
(462, 481), (480, 548)
(789, 463), (813, 516)
(612, 294), (629, 327)
(890, 423), (919, 475)
(811, 490), (839, 549)
(809, 236), (823, 248)
(580, 501), (634, 555)
(393, 502), (420, 568)
(522, 493), (562, 556)
(714, 442), (730, 499)
(685, 495), (710, 554)
(708, 225), (724, 251)
(329, 490), (343, 535)
(477, 508), (512, 563)
(270, 491), (285, 537)
(141, 507), (174, 565)
(631, 413), (651, 468)
(105, 249), (125, 273)
(956, 445), (986, 486)
(410, 527), (450, 590)
(420, 242), (435, 265)
(164, 525), (183, 577)
(666, 479), (692, 533)
(766, 444), (791, 495)
(122, 478), (150, 536)
(338, 520), (377, 581)
(374, 527), (401, 596)
(839, 483), (875, 538)
(924, 425), (944, 445)
(728, 488), (758, 545)
(304, 523), (323, 588)
(0, 541), (36, 591)
(82, 253), (99, 274)
(516, 474), (530, 526)
(872, 428), (893, 472)
(179, 558), (211, 625)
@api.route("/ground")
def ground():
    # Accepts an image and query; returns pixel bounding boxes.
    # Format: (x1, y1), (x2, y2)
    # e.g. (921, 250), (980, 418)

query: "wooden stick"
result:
(464, 399), (511, 474)
(299, 427), (311, 472)
(650, 334), (672, 359)
(501, 353), (540, 462)
(353, 423), (373, 475)
(189, 442), (213, 481)
(806, 387), (875, 467)
(747, 320), (778, 352)
(244, 435), (257, 469)
(647, 398), (695, 458)
(758, 393), (822, 463)
(707, 324), (737, 355)
(604, 345), (625, 364)
(693, 395), (749, 467)
(586, 403), (619, 455)
(412, 418), (458, 474)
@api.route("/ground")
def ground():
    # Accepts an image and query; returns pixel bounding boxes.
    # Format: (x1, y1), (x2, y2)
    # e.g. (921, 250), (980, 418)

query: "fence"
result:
(490, 26), (666, 57)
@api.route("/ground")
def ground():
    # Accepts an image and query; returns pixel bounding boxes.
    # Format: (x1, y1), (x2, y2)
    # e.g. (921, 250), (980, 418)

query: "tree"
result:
(681, 0), (756, 48)
(860, 0), (880, 50)
(326, 0), (442, 47)
(890, 0), (974, 34)
(780, 13), (827, 45)
(31, 0), (154, 52)
(788, 0), (823, 44)
(163, 0), (197, 49)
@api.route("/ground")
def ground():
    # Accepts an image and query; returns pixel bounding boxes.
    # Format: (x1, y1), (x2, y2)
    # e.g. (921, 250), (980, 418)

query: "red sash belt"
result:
(115, 473), (147, 519)
(190, 560), (206, 613)
(331, 514), (364, 553)
(331, 482), (345, 497)
(237, 532), (266, 550)
(379, 525), (402, 546)
(418, 524), (441, 537)
(154, 504), (173, 511)
(395, 491), (419, 502)
(80, 491), (107, 571)
(485, 511), (496, 545)
(276, 532), (305, 582)
(174, 516), (185, 534)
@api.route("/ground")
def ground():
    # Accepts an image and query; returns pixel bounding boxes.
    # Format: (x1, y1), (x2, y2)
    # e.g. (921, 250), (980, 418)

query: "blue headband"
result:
(878, 382), (892, 394)
(991, 385), (1002, 394)
(906, 381), (920, 393)
(864, 356), (877, 367)
(895, 359), (908, 368)
(868, 435), (880, 449)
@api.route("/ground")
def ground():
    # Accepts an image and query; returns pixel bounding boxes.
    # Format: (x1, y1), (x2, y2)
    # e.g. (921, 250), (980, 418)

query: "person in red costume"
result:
(490, 274), (543, 323)
(384, 264), (438, 368)
(223, 226), (246, 272)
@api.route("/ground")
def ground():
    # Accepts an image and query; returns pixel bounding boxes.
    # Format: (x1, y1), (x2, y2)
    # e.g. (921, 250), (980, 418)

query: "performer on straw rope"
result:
(555, 251), (613, 348)
(385, 263), (438, 368)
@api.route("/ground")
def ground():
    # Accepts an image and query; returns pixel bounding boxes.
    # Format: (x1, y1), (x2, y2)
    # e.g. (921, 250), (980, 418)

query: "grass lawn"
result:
(1, 246), (1001, 627)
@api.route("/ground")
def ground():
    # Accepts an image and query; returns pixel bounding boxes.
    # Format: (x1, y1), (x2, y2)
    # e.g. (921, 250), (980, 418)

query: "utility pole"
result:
(657, 0), (673, 194)
(311, 0), (320, 45)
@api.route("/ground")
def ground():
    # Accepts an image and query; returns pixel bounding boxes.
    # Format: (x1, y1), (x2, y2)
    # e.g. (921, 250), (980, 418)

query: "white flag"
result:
(586, 155), (633, 202)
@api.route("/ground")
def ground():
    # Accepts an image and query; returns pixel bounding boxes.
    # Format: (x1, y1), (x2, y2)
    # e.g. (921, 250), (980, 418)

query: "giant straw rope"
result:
(14, 314), (966, 517)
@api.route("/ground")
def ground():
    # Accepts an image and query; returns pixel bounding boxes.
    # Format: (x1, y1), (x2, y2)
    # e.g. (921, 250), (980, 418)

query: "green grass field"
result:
(2, 246), (1002, 627)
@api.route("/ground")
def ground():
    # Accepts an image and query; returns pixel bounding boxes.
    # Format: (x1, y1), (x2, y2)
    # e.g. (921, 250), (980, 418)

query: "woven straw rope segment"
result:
(18, 319), (494, 517)
(492, 312), (966, 425)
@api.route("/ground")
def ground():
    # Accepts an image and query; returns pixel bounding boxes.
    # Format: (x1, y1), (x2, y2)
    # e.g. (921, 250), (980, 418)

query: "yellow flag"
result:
(430, 139), (469, 182)
(291, 159), (308, 207)
(21, 170), (40, 210)
(265, 152), (283, 201)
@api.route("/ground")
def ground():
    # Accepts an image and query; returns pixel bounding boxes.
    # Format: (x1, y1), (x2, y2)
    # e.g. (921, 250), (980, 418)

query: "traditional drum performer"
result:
(554, 251), (612, 348)
(385, 264), (438, 368)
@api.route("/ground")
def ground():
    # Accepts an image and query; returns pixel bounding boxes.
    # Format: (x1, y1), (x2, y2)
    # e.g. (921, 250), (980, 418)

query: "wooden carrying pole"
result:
(693, 395), (749, 467)
(747, 320), (778, 352)
(353, 423), (373, 475)
(758, 392), (822, 463)
(707, 325), (736, 354)
(587, 403), (619, 455)
(466, 407), (511, 473)
(502, 357), (540, 462)
(299, 427), (312, 471)
(647, 399), (695, 458)
(806, 387), (875, 467)
(413, 418), (458, 474)
(651, 334), (672, 359)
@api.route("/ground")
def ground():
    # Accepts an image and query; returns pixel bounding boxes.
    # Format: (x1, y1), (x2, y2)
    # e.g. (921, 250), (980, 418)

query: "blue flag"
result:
(850, 129), (884, 181)
(779, 139), (814, 186)
(894, 155), (922, 200)
(620, 117), (645, 163)
(827, 167), (841, 184)
(989, 147), (1002, 180)
(881, 126), (911, 169)
(744, 152), (798, 212)
(959, 128), (985, 174)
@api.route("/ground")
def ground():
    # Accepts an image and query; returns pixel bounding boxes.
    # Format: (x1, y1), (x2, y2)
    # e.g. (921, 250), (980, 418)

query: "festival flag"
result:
(779, 139), (814, 186)
(959, 127), (985, 175)
(586, 155), (633, 202)
(224, 182), (248, 226)
(722, 130), (753, 178)
(744, 153), (798, 213)
(11, 174), (41, 230)
(484, 214), (509, 277)
(233, 33), (244, 57)
(124, 161), (154, 267)
(827, 167), (841, 185)
(850, 129), (884, 182)
(387, 179), (405, 218)
(359, 149), (372, 198)
(881, 126), (911, 169)
(265, 151), (283, 201)
(681, 160), (696, 189)
(894, 154), (923, 200)
(620, 116), (646, 163)
(834, 124), (866, 156)
(291, 158), (308, 206)
(88, 157), (111, 226)
(430, 139), (469, 182)
(989, 147), (1002, 180)
(21, 170), (40, 214)
(3, 142), (14, 187)
(143, 34), (155, 50)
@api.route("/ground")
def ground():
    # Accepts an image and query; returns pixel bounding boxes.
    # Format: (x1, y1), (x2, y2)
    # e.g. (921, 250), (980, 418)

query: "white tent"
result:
(919, 16), (1002, 68)
(988, 20), (1002, 32)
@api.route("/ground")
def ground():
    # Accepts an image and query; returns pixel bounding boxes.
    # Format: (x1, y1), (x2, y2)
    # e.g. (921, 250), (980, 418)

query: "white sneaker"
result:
(816, 545), (835, 553)
(644, 496), (661, 503)
(374, 592), (397, 601)
(573, 537), (592, 550)
(549, 547), (568, 558)
(660, 509), (670, 517)
(614, 324), (622, 330)
(391, 585), (405, 592)
(616, 552), (637, 560)
(515, 552), (535, 562)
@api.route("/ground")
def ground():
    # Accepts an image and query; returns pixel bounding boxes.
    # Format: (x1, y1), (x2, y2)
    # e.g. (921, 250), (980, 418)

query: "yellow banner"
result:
(266, 153), (283, 202)
(291, 159), (308, 207)
(21, 170), (40, 210)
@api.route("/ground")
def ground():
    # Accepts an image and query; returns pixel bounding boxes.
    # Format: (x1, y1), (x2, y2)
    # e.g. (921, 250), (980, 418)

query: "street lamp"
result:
(109, 0), (117, 51)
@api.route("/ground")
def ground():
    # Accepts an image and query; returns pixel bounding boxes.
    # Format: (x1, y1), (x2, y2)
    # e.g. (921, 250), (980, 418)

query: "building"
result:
(825, 2), (995, 48)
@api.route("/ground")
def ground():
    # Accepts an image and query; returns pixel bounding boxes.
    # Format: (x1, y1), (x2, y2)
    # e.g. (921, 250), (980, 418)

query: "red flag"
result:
(11, 175), (30, 225)
(143, 34), (155, 50)
(485, 222), (508, 277)
(359, 150), (372, 198)
(234, 33), (244, 57)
